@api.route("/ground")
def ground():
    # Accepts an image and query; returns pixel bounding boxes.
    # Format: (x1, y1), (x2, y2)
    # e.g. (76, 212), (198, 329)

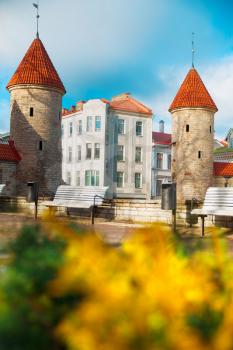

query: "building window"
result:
(87, 116), (92, 132)
(156, 179), (163, 196)
(85, 170), (100, 186)
(86, 143), (92, 159)
(61, 125), (64, 138)
(76, 171), (80, 186)
(94, 143), (100, 159)
(136, 121), (143, 136)
(168, 154), (171, 170)
(0, 169), (3, 183)
(117, 172), (124, 188)
(77, 120), (82, 135)
(210, 125), (212, 133)
(135, 147), (142, 163)
(77, 145), (81, 161)
(29, 107), (34, 117)
(69, 122), (73, 136)
(39, 140), (43, 151)
(117, 145), (124, 161)
(68, 147), (72, 162)
(67, 171), (71, 185)
(198, 151), (201, 159)
(95, 116), (101, 131)
(118, 119), (125, 134)
(156, 153), (163, 169)
(186, 124), (189, 132)
(135, 173), (142, 189)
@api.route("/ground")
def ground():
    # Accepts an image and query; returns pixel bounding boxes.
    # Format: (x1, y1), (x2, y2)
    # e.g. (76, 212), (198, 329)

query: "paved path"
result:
(1, 213), (233, 251)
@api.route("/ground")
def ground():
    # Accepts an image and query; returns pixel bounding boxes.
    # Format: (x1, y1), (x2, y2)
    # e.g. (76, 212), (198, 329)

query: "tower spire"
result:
(192, 32), (195, 68)
(33, 2), (40, 38)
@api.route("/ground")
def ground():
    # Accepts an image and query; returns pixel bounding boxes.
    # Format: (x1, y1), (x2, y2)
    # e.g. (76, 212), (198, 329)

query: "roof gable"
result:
(169, 68), (217, 112)
(7, 38), (66, 94)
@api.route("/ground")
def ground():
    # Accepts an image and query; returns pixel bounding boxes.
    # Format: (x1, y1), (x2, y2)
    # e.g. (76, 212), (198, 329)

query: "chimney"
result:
(159, 120), (164, 133)
(76, 101), (85, 111)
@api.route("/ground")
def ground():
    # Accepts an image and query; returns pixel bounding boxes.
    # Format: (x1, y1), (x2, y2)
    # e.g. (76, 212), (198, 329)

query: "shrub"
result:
(1, 221), (233, 349)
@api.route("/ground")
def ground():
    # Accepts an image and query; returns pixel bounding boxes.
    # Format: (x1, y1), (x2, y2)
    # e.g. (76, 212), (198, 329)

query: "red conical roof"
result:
(6, 38), (66, 94)
(169, 68), (217, 112)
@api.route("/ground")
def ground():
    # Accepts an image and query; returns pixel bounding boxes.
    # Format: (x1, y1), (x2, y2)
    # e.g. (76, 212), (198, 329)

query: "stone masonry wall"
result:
(0, 196), (233, 229)
(171, 108), (215, 205)
(0, 161), (17, 196)
(9, 85), (63, 196)
(214, 177), (233, 187)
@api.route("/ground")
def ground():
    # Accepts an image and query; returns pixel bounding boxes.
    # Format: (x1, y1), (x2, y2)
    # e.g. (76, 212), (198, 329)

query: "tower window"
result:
(30, 107), (34, 117)
(186, 124), (189, 132)
(39, 140), (43, 151)
(210, 125), (212, 133)
(198, 151), (201, 159)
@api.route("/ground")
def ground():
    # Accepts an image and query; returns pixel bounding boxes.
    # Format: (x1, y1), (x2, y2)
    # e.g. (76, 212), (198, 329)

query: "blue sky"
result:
(0, 0), (233, 137)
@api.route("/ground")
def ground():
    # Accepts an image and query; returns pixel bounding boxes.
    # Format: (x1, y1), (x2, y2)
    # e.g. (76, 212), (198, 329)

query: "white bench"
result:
(0, 184), (6, 196)
(44, 185), (109, 224)
(191, 187), (233, 236)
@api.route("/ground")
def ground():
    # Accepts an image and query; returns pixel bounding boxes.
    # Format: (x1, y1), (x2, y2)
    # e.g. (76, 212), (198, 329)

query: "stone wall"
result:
(9, 85), (63, 196)
(0, 196), (233, 229)
(214, 176), (233, 187)
(0, 161), (17, 196)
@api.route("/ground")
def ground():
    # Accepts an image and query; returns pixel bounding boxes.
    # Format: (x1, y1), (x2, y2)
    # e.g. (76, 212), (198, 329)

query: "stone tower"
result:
(7, 37), (66, 196)
(169, 68), (218, 205)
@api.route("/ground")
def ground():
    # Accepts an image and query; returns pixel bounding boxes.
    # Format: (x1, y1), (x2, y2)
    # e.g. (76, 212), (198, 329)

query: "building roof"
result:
(108, 93), (152, 116)
(152, 131), (171, 145)
(214, 162), (233, 177)
(0, 141), (21, 162)
(169, 68), (218, 112)
(220, 140), (228, 147)
(62, 93), (153, 117)
(6, 38), (66, 94)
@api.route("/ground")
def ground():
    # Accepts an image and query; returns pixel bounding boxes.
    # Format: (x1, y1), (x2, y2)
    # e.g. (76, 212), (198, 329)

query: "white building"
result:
(62, 93), (152, 199)
(151, 121), (171, 198)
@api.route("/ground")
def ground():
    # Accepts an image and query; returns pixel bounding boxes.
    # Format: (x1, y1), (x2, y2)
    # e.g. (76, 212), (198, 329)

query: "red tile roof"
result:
(62, 94), (153, 117)
(214, 162), (233, 177)
(152, 131), (171, 145)
(0, 141), (21, 162)
(109, 93), (152, 116)
(169, 68), (217, 112)
(7, 38), (66, 94)
(220, 140), (228, 147)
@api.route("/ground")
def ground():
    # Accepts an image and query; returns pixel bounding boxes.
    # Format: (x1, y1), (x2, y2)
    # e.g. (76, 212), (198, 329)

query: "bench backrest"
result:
(53, 185), (108, 206)
(0, 184), (6, 196)
(203, 187), (233, 210)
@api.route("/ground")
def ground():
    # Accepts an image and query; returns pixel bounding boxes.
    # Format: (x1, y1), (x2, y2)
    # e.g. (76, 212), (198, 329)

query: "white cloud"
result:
(146, 57), (233, 139)
(0, 0), (166, 79)
(202, 56), (233, 138)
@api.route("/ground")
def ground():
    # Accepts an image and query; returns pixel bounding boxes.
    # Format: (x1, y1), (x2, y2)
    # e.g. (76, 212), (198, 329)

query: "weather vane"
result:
(192, 32), (195, 68)
(33, 2), (40, 38)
